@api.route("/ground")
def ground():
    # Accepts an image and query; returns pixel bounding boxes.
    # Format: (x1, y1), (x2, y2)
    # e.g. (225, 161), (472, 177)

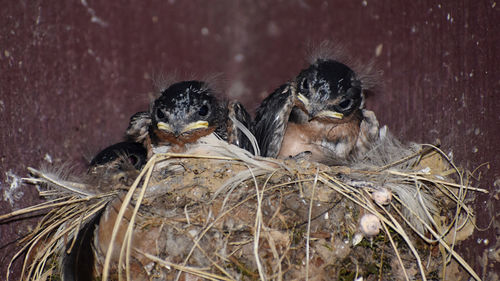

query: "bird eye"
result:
(198, 105), (209, 116)
(338, 98), (352, 110)
(128, 155), (139, 167)
(155, 108), (165, 120)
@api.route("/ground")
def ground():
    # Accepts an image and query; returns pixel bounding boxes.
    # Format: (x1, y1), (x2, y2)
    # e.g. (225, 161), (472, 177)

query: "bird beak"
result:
(314, 110), (344, 120)
(157, 121), (174, 133)
(157, 120), (209, 135)
(180, 121), (209, 134)
(297, 94), (309, 107)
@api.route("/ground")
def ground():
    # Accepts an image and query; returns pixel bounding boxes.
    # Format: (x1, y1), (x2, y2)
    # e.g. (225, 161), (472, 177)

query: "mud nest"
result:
(3, 135), (485, 281)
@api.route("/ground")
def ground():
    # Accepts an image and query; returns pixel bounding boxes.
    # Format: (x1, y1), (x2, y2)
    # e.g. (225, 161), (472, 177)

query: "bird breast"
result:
(277, 114), (361, 164)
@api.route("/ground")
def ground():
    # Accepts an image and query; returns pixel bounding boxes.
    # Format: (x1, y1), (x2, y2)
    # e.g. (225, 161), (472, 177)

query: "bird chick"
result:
(127, 80), (254, 156)
(87, 141), (147, 189)
(60, 141), (146, 281)
(254, 59), (378, 165)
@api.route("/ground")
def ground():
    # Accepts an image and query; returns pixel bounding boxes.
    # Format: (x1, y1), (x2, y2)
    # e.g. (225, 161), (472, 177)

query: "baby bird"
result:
(127, 80), (255, 156)
(254, 59), (379, 165)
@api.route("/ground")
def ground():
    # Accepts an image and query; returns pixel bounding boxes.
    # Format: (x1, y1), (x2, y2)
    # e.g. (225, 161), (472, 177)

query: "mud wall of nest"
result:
(7, 141), (482, 281)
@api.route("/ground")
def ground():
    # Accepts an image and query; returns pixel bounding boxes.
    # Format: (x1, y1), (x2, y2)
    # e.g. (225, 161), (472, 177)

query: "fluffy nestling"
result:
(127, 80), (255, 156)
(254, 58), (379, 165)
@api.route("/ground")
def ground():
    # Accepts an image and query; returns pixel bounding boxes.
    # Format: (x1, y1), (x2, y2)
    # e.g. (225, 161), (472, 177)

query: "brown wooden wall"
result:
(1, 0), (498, 279)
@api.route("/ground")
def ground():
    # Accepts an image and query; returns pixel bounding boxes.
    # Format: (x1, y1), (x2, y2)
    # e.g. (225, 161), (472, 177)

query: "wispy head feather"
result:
(306, 40), (381, 90)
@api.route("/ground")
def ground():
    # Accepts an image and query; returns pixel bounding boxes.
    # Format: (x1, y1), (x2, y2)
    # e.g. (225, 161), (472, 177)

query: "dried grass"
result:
(1, 137), (486, 281)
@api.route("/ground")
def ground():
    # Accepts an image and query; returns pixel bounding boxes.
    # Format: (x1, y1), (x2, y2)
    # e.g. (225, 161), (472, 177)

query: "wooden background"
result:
(1, 0), (498, 279)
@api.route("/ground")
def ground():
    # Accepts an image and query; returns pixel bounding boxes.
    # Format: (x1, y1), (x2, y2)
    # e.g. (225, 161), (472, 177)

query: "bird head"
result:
(151, 81), (223, 143)
(294, 59), (363, 122)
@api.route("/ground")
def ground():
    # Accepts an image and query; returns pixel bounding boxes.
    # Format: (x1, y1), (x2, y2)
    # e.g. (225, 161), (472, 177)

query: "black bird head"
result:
(151, 81), (225, 145)
(90, 142), (147, 170)
(294, 59), (363, 122)
(88, 141), (147, 187)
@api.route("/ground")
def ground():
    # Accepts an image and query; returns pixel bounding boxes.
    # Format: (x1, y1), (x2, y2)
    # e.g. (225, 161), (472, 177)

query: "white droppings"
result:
(324, 212), (329, 220)
(201, 27), (209, 36)
(188, 229), (199, 237)
(472, 147), (478, 153)
(144, 262), (156, 274)
(411, 26), (417, 33)
(474, 128), (480, 135)
(492, 2), (496, 8)
(80, 0), (109, 27)
(44, 153), (53, 163)
(418, 167), (431, 174)
(447, 151), (454, 160)
(361, 0), (368, 7)
(4, 50), (10, 57)
(375, 43), (383, 57)
(3, 170), (24, 206)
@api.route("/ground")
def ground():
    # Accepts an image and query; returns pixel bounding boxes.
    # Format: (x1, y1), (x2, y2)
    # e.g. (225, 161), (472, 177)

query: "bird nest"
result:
(3, 135), (486, 281)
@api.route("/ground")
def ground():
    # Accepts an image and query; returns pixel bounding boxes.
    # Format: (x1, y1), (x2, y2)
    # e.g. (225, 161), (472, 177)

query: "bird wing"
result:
(254, 84), (296, 157)
(227, 101), (258, 155)
(126, 111), (151, 143)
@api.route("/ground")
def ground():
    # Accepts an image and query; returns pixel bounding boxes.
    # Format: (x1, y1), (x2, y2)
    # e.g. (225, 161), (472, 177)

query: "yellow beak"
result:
(315, 110), (344, 120)
(158, 120), (209, 135)
(180, 121), (209, 134)
(157, 121), (174, 133)
(297, 94), (309, 107)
